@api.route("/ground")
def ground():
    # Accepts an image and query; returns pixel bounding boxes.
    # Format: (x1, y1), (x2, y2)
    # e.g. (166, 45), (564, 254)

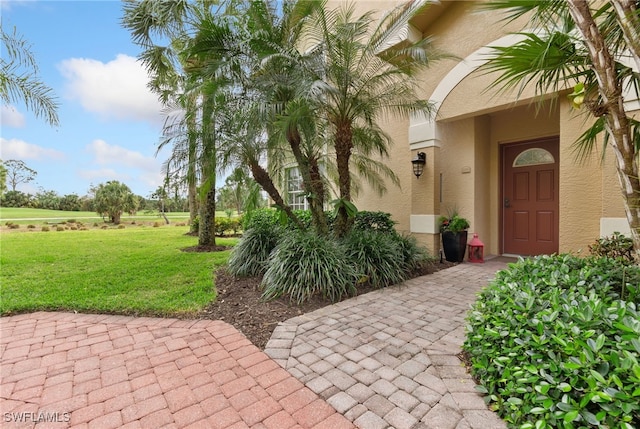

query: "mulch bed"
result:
(199, 260), (455, 349)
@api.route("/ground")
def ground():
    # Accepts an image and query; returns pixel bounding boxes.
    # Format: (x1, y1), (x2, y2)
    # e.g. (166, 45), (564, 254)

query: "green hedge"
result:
(191, 216), (242, 237)
(214, 217), (241, 236)
(464, 255), (640, 428)
(241, 208), (397, 234)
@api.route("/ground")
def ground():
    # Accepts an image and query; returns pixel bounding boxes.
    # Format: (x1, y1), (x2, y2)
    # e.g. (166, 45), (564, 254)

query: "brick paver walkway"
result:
(265, 258), (511, 429)
(0, 313), (354, 429)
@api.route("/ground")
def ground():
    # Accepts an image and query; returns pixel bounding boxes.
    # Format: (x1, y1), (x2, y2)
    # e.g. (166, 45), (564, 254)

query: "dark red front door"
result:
(502, 138), (559, 255)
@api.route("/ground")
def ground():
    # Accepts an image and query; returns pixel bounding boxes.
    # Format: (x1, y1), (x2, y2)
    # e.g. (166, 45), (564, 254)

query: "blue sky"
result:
(1, 0), (175, 198)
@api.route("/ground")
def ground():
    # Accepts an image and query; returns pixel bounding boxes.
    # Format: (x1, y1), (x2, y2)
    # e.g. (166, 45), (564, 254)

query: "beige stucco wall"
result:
(557, 101), (602, 253)
(473, 116), (492, 251)
(353, 115), (414, 230)
(602, 153), (626, 217)
(327, 0), (633, 257)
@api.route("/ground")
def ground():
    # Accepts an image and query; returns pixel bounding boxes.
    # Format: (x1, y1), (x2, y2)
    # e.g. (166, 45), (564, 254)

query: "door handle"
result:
(504, 198), (510, 208)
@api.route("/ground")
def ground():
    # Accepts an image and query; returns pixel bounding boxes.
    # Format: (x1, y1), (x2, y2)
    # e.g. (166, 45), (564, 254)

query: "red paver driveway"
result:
(0, 312), (354, 429)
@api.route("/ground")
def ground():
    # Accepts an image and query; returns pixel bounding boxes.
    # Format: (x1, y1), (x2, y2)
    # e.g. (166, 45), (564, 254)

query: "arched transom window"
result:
(513, 148), (555, 167)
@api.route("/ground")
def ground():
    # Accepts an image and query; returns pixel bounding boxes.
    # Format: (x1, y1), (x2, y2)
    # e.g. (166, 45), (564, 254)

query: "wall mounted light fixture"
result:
(411, 152), (426, 178)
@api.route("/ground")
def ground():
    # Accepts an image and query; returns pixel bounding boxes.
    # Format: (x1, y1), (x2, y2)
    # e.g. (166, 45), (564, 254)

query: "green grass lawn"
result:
(0, 227), (236, 316)
(0, 207), (193, 225)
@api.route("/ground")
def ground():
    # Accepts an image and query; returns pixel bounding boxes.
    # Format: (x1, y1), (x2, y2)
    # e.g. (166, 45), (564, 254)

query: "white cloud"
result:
(0, 105), (26, 128)
(86, 139), (158, 172)
(0, 137), (65, 160)
(140, 171), (165, 191)
(82, 139), (164, 193)
(78, 168), (129, 181)
(59, 54), (163, 124)
(0, 0), (31, 11)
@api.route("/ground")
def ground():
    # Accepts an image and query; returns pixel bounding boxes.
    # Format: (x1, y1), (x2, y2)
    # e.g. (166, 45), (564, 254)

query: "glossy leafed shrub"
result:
(464, 255), (640, 428)
(214, 217), (241, 236)
(589, 232), (635, 263)
(241, 208), (280, 231)
(352, 211), (396, 233)
(241, 208), (397, 234)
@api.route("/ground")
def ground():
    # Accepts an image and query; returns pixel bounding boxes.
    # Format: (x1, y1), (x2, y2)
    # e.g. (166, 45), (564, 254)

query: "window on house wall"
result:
(286, 167), (308, 211)
(513, 148), (555, 167)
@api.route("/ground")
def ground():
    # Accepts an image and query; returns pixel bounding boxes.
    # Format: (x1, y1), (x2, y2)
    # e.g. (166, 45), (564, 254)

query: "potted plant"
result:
(438, 212), (470, 263)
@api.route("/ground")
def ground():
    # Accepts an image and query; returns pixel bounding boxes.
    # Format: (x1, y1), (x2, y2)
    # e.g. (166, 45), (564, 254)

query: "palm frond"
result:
(572, 115), (607, 164)
(481, 31), (587, 99)
(0, 70), (59, 126)
(0, 23), (59, 126)
(349, 153), (400, 197)
(0, 23), (39, 71)
(477, 0), (569, 28)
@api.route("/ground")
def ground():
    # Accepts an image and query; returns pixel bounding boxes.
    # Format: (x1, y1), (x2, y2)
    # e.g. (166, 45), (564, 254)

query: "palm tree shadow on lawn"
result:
(181, 244), (234, 252)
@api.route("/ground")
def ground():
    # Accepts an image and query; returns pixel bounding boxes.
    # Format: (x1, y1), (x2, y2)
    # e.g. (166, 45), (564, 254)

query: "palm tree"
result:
(480, 0), (640, 259)
(93, 181), (139, 224)
(217, 167), (263, 215)
(1, 22), (59, 126)
(122, 0), (222, 247)
(188, 0), (444, 238)
(152, 64), (200, 234)
(253, 0), (332, 235)
(128, 0), (444, 240)
(184, 0), (316, 231)
(215, 91), (307, 231)
(300, 0), (444, 237)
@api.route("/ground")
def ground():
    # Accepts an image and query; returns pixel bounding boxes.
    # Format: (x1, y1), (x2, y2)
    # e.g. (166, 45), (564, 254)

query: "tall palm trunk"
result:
(198, 96), (216, 247)
(187, 97), (199, 234)
(567, 0), (640, 260)
(188, 180), (198, 233)
(249, 161), (304, 230)
(198, 184), (216, 246)
(333, 121), (353, 238)
(307, 160), (327, 235)
(286, 127), (328, 235)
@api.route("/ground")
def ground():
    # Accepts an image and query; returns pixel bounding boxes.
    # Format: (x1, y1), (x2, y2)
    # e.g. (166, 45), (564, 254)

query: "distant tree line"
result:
(0, 159), (260, 223)
(0, 187), (187, 212)
(0, 186), (188, 213)
(1, 189), (87, 211)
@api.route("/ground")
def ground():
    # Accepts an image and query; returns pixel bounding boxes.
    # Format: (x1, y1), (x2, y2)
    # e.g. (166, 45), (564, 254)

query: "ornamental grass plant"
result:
(342, 229), (406, 288)
(392, 232), (432, 273)
(261, 232), (358, 304)
(230, 209), (433, 303)
(227, 224), (282, 277)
